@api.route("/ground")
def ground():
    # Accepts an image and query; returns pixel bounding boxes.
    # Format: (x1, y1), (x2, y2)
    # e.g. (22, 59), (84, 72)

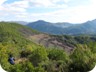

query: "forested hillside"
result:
(0, 22), (96, 72)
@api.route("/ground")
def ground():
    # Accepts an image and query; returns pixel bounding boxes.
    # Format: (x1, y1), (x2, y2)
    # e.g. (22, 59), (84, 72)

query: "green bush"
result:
(29, 47), (48, 66)
(69, 44), (96, 72)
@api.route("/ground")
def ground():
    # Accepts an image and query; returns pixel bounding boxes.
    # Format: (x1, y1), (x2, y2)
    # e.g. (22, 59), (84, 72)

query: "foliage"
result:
(69, 44), (96, 72)
(0, 22), (96, 72)
(47, 48), (69, 61)
(29, 47), (48, 66)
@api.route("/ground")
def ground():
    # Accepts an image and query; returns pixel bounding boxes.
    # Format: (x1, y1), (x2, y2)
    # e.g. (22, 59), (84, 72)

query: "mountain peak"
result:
(91, 19), (96, 23)
(29, 20), (52, 25)
(37, 20), (46, 22)
(35, 20), (51, 24)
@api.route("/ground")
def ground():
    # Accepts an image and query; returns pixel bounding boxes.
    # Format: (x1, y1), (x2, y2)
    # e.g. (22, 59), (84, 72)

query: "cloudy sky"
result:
(0, 0), (96, 23)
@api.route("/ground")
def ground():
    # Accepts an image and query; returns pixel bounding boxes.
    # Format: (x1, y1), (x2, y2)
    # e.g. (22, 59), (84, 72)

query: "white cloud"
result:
(3, 5), (26, 12)
(3, 0), (29, 12)
(63, 0), (70, 3)
(28, 0), (96, 23)
(33, 0), (53, 7)
(0, 0), (6, 5)
(22, 0), (69, 8)
(0, 0), (96, 23)
(22, 0), (53, 7)
(10, 1), (29, 8)
(0, 1), (29, 22)
(0, 0), (68, 18)
(0, 0), (7, 10)
(0, 0), (29, 18)
(50, 0), (70, 3)
(14, 12), (28, 18)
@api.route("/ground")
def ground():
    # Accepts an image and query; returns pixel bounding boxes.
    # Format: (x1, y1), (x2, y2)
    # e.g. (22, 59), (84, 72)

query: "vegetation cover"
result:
(0, 22), (96, 72)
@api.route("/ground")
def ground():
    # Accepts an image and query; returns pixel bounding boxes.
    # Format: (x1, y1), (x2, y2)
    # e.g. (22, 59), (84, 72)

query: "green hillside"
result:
(0, 22), (96, 72)
(0, 22), (40, 57)
(0, 22), (42, 70)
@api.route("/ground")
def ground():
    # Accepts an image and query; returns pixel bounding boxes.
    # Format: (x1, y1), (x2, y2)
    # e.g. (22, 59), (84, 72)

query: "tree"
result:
(29, 47), (48, 66)
(69, 44), (96, 72)
(47, 48), (69, 61)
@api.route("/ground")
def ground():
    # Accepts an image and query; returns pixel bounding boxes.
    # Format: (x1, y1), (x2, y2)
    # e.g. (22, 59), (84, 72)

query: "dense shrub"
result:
(29, 47), (48, 66)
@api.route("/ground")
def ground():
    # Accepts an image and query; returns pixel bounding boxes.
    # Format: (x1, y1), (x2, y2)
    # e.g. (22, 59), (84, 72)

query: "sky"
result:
(0, 0), (96, 23)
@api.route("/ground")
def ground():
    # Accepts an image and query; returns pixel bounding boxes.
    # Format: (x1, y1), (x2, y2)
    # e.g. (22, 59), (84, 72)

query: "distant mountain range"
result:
(6, 19), (96, 35)
(26, 19), (96, 35)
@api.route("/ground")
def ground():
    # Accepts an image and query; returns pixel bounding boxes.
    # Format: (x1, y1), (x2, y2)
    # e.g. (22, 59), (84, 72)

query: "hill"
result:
(27, 19), (96, 35)
(26, 20), (65, 34)
(8, 21), (28, 25)
(0, 22), (42, 69)
(0, 22), (96, 72)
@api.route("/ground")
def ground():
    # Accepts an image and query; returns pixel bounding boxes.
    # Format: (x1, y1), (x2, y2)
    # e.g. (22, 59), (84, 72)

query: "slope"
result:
(0, 22), (96, 72)
(0, 22), (42, 70)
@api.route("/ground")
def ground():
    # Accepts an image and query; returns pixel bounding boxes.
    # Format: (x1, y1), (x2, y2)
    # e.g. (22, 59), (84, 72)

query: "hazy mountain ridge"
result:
(27, 19), (96, 35)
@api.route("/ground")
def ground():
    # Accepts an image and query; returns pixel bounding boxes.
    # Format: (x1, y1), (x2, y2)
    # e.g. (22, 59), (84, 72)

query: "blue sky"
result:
(0, 0), (96, 23)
